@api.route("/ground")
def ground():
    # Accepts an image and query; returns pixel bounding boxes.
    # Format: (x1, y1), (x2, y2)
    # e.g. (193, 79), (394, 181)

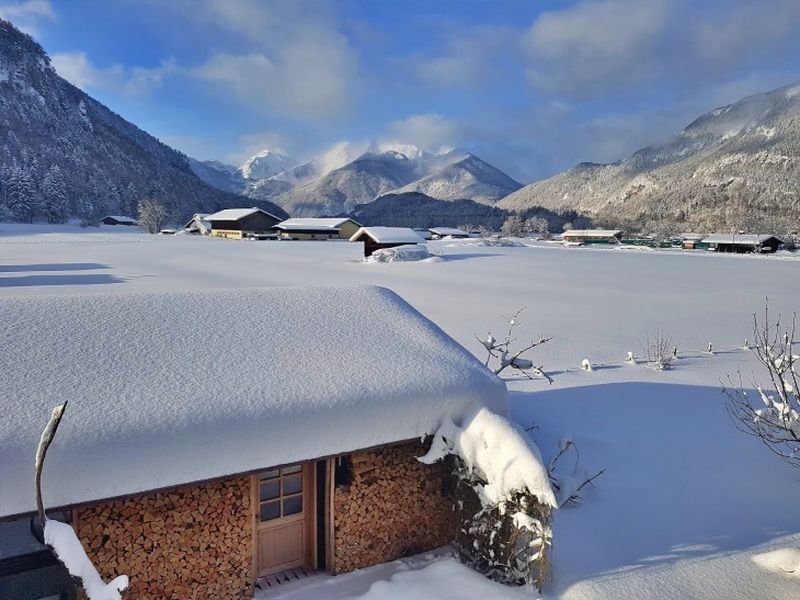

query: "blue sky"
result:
(4, 0), (800, 182)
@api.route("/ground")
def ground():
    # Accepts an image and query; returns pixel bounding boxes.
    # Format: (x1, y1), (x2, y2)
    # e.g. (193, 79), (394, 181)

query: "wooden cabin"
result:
(349, 227), (425, 257)
(100, 215), (137, 226)
(702, 234), (784, 254)
(205, 208), (282, 240)
(183, 213), (212, 236)
(0, 287), (508, 599)
(561, 229), (623, 245)
(274, 218), (361, 241)
(429, 227), (469, 239)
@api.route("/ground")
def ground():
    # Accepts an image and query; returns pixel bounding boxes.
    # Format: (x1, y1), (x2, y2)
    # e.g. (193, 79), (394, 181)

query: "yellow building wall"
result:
(212, 229), (244, 240)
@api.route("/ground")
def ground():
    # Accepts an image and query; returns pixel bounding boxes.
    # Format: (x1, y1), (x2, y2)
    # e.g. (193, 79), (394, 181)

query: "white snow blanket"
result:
(44, 519), (128, 600)
(0, 286), (506, 517)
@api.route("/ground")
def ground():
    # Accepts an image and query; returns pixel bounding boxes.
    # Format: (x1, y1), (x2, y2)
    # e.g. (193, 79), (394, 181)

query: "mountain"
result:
(349, 191), (574, 231)
(271, 150), (424, 216)
(499, 83), (800, 233)
(187, 158), (245, 193)
(388, 154), (522, 204)
(240, 150), (297, 181)
(0, 19), (287, 224)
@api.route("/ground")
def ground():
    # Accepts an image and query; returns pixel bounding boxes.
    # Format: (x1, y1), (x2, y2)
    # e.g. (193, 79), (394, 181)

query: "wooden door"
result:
(255, 463), (314, 576)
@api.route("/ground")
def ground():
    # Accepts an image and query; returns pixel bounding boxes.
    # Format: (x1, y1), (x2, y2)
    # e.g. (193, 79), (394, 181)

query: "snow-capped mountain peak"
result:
(240, 150), (298, 181)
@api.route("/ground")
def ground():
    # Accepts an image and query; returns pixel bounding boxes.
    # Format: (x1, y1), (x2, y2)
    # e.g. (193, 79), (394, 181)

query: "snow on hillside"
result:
(2, 224), (799, 599)
(240, 149), (297, 181)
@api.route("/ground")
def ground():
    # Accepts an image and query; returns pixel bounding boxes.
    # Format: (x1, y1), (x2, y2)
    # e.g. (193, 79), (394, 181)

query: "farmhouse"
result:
(561, 229), (623, 244)
(274, 218), (361, 240)
(183, 213), (212, 236)
(205, 207), (282, 240)
(0, 286), (515, 599)
(429, 227), (469, 239)
(100, 215), (137, 226)
(349, 227), (425, 257)
(702, 234), (784, 254)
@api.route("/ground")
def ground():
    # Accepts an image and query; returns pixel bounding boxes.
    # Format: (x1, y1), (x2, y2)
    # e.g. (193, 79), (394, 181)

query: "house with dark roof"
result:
(205, 208), (282, 240)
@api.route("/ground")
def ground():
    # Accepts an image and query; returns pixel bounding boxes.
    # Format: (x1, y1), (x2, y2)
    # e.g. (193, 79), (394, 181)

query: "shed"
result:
(349, 227), (425, 257)
(183, 213), (212, 236)
(702, 234), (784, 254)
(205, 207), (282, 240)
(561, 229), (623, 245)
(0, 287), (508, 598)
(274, 218), (361, 240)
(100, 215), (137, 226)
(429, 227), (469, 239)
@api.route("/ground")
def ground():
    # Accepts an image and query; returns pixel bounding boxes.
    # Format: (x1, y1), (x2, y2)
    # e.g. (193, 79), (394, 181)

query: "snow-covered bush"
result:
(547, 438), (605, 507)
(364, 244), (432, 263)
(477, 308), (552, 383)
(641, 329), (675, 370)
(726, 303), (800, 467)
(419, 406), (557, 589)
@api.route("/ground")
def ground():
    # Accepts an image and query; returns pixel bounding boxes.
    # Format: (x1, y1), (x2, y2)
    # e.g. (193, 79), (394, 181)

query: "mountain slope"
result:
(187, 158), (245, 193)
(499, 83), (800, 233)
(0, 19), (286, 223)
(388, 154), (522, 204)
(240, 150), (297, 180)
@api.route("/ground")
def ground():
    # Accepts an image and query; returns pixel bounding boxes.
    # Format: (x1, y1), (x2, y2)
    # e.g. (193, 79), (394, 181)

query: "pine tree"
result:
(7, 162), (35, 222)
(42, 164), (68, 223)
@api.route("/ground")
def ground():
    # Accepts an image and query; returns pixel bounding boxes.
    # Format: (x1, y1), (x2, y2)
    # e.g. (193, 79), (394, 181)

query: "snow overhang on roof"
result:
(349, 227), (425, 244)
(0, 286), (506, 518)
(276, 218), (354, 231)
(205, 207), (279, 222)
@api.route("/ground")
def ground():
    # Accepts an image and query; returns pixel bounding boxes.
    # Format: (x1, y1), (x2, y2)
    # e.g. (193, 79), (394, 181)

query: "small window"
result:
(259, 464), (304, 521)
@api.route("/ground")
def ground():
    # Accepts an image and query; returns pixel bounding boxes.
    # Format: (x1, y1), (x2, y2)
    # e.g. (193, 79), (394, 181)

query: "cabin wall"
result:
(332, 440), (454, 573)
(76, 476), (253, 600)
(338, 221), (360, 239)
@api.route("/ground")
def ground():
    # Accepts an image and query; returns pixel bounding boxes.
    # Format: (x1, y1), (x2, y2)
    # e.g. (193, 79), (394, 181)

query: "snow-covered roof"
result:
(0, 286), (506, 518)
(562, 229), (623, 237)
(204, 207), (280, 222)
(350, 227), (425, 244)
(275, 217), (357, 231)
(702, 234), (782, 245)
(102, 215), (137, 224)
(429, 227), (469, 237)
(183, 214), (211, 230)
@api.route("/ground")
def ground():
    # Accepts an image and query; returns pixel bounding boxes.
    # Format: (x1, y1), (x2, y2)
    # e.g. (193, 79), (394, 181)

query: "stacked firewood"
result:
(76, 476), (253, 600)
(333, 441), (455, 573)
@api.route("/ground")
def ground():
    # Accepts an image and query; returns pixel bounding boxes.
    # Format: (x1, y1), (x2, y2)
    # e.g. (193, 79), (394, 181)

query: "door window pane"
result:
(260, 500), (280, 521)
(283, 495), (302, 516)
(283, 474), (302, 495)
(260, 480), (280, 500)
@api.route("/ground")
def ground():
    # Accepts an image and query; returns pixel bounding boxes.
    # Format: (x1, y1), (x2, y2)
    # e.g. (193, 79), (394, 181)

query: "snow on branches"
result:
(547, 438), (606, 508)
(477, 308), (552, 383)
(726, 302), (800, 467)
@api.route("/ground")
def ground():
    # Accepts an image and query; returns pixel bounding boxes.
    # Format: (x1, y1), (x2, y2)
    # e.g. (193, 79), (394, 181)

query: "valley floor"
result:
(2, 223), (799, 599)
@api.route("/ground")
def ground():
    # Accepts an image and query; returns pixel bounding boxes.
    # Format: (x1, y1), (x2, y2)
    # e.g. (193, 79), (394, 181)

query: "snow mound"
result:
(44, 519), (128, 600)
(365, 245), (433, 263)
(752, 547), (800, 575)
(419, 404), (557, 507)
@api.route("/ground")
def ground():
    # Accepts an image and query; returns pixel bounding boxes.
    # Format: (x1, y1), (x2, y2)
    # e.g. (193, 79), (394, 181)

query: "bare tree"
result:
(477, 308), (553, 383)
(547, 438), (606, 508)
(641, 329), (675, 370)
(501, 215), (530, 238)
(726, 302), (800, 467)
(137, 198), (169, 234)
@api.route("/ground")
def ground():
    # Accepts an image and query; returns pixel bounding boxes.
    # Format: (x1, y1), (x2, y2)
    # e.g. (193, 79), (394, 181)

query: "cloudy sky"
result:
(6, 0), (800, 182)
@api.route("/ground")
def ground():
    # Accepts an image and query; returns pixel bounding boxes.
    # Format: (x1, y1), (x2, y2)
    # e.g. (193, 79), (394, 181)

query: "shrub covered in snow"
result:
(419, 405), (556, 589)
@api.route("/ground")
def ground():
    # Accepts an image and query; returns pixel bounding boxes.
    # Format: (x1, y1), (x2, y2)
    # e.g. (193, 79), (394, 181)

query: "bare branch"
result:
(35, 401), (68, 521)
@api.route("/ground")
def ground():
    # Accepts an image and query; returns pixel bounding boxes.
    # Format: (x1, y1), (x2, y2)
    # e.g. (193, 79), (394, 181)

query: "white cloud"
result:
(51, 51), (173, 98)
(381, 113), (462, 153)
(0, 0), (54, 34)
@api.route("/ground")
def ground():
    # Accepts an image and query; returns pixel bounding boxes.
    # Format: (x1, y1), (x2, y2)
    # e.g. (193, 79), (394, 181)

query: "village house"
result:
(205, 207), (282, 240)
(183, 213), (212, 236)
(273, 218), (361, 241)
(702, 233), (784, 254)
(349, 227), (425, 257)
(561, 229), (623, 245)
(0, 286), (510, 599)
(429, 227), (469, 239)
(100, 215), (137, 226)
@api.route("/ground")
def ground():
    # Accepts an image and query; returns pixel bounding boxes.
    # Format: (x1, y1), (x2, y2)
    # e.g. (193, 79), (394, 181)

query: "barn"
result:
(183, 213), (212, 236)
(349, 227), (425, 257)
(205, 208), (282, 240)
(561, 229), (623, 245)
(100, 215), (137, 226)
(702, 234), (784, 254)
(0, 286), (539, 599)
(273, 218), (361, 241)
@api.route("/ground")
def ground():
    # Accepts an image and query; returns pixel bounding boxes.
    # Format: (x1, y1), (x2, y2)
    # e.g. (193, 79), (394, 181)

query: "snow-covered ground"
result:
(2, 224), (799, 599)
